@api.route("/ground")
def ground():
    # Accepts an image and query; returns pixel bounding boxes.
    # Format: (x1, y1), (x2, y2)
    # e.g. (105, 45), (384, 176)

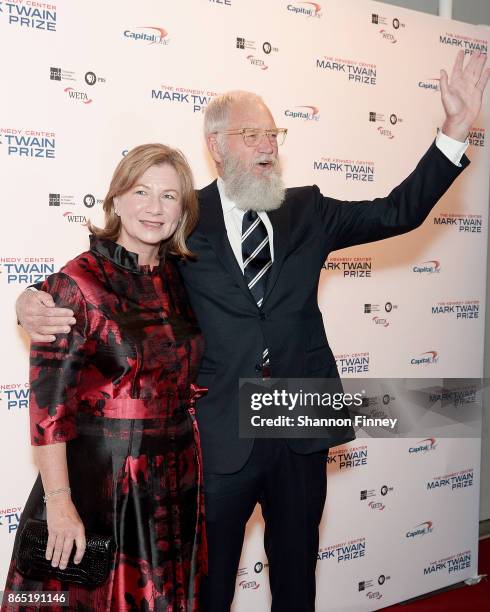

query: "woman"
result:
(2, 144), (206, 611)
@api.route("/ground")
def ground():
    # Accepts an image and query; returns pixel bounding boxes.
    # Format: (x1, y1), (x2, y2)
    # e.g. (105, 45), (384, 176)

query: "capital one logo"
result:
(411, 351), (438, 366)
(287, 2), (322, 18)
(406, 521), (433, 538)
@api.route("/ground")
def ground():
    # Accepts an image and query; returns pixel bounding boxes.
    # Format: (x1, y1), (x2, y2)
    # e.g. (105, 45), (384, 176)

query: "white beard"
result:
(221, 151), (286, 212)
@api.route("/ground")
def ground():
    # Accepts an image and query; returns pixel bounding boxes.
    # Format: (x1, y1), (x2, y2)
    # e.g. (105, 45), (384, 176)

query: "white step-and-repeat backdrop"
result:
(1, 1), (489, 610)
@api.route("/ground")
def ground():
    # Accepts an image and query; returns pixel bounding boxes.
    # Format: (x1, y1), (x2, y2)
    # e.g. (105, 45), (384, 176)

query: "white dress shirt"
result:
(217, 132), (469, 269)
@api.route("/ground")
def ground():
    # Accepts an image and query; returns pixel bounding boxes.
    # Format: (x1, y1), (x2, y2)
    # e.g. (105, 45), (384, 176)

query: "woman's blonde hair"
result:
(88, 143), (198, 259)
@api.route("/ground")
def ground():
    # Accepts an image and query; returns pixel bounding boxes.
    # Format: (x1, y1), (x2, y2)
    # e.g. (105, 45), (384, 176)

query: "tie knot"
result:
(246, 210), (258, 222)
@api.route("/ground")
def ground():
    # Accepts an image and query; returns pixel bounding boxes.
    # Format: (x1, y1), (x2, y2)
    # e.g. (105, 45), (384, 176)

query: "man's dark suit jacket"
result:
(180, 142), (469, 474)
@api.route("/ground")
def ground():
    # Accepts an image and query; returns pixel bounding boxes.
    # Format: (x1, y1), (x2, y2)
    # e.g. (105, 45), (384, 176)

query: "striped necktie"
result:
(242, 210), (272, 370)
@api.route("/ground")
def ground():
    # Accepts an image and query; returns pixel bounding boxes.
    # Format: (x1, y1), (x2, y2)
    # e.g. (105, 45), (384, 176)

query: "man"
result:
(17, 51), (489, 611)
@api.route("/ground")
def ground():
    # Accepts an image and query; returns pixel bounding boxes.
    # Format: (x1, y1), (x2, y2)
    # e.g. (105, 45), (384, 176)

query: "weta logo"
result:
(379, 29), (396, 43)
(239, 580), (260, 590)
(63, 211), (87, 224)
(246, 55), (268, 70)
(377, 126), (394, 139)
(63, 87), (92, 104)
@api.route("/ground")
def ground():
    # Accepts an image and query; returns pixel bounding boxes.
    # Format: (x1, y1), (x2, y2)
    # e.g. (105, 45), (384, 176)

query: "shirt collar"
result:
(217, 176), (241, 214)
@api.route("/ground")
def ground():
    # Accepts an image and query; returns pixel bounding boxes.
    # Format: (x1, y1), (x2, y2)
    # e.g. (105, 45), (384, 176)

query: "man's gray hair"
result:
(203, 90), (266, 136)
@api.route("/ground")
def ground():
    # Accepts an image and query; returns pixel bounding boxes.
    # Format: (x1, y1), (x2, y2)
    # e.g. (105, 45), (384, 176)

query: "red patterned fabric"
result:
(3, 237), (207, 611)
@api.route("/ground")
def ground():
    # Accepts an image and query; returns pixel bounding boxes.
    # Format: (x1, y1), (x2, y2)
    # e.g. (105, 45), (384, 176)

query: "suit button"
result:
(259, 313), (266, 321)
(255, 364), (262, 373)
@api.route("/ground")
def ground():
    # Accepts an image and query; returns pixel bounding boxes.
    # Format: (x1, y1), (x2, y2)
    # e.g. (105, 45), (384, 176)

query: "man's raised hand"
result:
(440, 50), (489, 141)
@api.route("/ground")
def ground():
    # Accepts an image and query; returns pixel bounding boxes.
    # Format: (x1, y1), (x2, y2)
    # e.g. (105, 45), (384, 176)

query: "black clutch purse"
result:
(16, 518), (116, 588)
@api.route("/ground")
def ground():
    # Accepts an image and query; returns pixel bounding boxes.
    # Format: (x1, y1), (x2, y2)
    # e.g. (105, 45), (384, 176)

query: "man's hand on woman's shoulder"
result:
(16, 289), (76, 342)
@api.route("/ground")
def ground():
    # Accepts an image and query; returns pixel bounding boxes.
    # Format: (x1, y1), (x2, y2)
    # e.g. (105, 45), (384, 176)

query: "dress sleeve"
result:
(29, 272), (88, 446)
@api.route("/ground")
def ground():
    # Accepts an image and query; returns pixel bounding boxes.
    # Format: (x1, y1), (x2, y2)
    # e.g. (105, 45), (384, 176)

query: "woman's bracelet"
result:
(43, 487), (71, 503)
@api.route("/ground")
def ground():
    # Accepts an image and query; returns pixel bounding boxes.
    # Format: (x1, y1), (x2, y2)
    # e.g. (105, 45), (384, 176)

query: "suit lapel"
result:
(263, 195), (290, 305)
(198, 181), (258, 307)
(197, 181), (291, 308)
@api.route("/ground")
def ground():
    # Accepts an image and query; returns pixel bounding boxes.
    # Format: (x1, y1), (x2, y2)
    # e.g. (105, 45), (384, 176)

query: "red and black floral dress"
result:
(3, 236), (207, 612)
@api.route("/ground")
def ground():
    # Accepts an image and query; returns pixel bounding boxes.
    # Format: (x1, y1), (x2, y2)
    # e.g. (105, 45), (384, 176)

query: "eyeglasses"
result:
(214, 128), (288, 147)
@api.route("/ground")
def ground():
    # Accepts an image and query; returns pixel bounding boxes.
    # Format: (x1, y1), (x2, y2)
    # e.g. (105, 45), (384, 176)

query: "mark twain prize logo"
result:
(469, 127), (485, 147)
(409, 438), (438, 454)
(151, 84), (219, 114)
(324, 257), (373, 277)
(123, 26), (169, 46)
(413, 260), (440, 274)
(410, 351), (438, 366)
(0, 0), (56, 31)
(327, 445), (368, 470)
(0, 506), (22, 534)
(314, 156), (375, 181)
(427, 468), (474, 492)
(358, 573), (391, 602)
(371, 12), (406, 44)
(431, 299), (479, 320)
(317, 56), (376, 85)
(433, 212), (483, 233)
(0, 127), (55, 158)
(429, 386), (477, 407)
(0, 383), (29, 410)
(287, 2), (322, 18)
(335, 352), (370, 375)
(318, 537), (366, 562)
(0, 257), (55, 284)
(369, 111), (403, 139)
(285, 106), (320, 121)
(439, 32), (487, 55)
(406, 521), (434, 539)
(424, 551), (471, 576)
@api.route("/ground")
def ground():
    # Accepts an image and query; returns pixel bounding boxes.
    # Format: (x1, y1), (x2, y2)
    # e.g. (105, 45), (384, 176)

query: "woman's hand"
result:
(45, 496), (86, 570)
